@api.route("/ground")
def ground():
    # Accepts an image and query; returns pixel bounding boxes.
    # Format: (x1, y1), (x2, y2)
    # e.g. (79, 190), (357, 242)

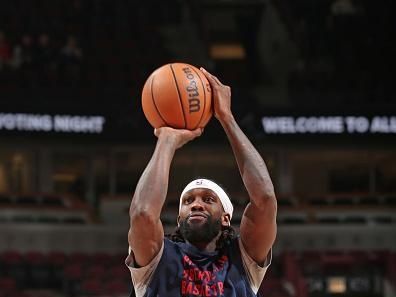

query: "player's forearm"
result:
(220, 115), (276, 206)
(130, 137), (177, 219)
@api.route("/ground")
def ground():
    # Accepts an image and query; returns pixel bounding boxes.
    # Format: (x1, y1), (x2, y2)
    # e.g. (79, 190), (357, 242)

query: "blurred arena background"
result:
(0, 0), (395, 296)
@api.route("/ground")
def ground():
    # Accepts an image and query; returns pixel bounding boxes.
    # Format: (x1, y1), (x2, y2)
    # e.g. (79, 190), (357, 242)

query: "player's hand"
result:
(200, 67), (233, 123)
(154, 127), (203, 149)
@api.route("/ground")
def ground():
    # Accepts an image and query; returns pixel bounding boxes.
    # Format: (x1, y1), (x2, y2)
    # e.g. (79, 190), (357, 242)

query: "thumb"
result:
(191, 128), (203, 137)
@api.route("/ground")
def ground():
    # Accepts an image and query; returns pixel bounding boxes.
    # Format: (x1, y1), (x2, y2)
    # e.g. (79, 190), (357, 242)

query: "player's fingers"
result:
(200, 67), (221, 86)
(200, 67), (214, 82)
(191, 128), (203, 137)
(212, 75), (222, 86)
(205, 69), (223, 86)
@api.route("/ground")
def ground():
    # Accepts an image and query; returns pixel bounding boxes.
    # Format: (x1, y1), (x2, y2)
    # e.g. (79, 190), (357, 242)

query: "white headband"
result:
(179, 179), (234, 220)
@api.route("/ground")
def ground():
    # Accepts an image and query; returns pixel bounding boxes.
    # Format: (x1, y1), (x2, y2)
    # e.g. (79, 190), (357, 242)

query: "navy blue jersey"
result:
(142, 237), (259, 297)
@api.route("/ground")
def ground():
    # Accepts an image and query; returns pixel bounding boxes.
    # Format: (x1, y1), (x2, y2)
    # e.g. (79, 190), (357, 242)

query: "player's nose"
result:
(190, 200), (205, 211)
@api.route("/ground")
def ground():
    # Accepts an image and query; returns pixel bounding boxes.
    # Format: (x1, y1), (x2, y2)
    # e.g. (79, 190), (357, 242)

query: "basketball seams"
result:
(150, 75), (167, 126)
(142, 63), (211, 130)
(169, 64), (187, 129)
(190, 67), (206, 129)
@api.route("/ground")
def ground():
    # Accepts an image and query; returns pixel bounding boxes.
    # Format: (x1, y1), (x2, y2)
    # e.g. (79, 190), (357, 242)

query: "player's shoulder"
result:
(163, 237), (186, 251)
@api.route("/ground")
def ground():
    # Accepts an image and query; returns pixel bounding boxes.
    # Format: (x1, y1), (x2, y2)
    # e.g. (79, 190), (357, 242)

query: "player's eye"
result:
(184, 196), (194, 204)
(204, 196), (215, 203)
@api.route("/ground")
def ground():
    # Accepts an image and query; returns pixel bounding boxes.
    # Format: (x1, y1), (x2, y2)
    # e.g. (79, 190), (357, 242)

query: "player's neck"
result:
(187, 233), (221, 252)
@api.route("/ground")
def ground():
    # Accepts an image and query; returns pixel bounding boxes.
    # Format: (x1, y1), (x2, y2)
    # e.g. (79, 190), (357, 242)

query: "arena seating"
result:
(0, 246), (393, 296)
(0, 193), (93, 224)
(0, 250), (130, 296)
(0, 0), (174, 101)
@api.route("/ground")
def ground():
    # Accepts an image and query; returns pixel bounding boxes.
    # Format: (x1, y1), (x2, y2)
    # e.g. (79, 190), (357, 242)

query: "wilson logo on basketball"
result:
(183, 67), (201, 113)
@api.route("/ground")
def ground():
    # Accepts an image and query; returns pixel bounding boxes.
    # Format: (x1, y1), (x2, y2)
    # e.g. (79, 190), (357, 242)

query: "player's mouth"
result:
(188, 212), (208, 222)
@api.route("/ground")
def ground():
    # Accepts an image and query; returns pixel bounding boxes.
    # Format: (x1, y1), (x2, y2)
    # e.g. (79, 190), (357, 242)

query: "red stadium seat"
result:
(63, 263), (83, 296)
(321, 251), (355, 274)
(85, 264), (106, 279)
(25, 251), (50, 288)
(104, 279), (129, 295)
(81, 279), (103, 295)
(0, 251), (27, 287)
(64, 263), (83, 281)
(47, 251), (67, 288)
(48, 251), (67, 266)
(91, 252), (113, 266)
(0, 277), (16, 292)
(68, 252), (90, 265)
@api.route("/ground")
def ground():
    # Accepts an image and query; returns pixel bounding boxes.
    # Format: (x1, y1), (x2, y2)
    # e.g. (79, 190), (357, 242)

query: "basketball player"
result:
(126, 68), (277, 297)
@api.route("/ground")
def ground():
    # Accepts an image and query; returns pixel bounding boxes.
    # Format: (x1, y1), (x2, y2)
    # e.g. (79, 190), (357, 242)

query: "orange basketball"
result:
(141, 63), (212, 130)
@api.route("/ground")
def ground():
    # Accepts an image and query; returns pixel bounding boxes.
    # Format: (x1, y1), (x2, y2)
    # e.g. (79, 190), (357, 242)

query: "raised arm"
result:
(128, 127), (202, 267)
(201, 68), (277, 265)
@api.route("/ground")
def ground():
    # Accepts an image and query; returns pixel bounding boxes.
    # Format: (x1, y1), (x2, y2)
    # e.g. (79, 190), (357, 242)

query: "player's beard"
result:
(179, 214), (222, 244)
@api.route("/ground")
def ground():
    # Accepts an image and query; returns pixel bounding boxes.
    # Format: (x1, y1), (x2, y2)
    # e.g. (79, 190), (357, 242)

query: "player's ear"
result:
(177, 215), (181, 227)
(221, 213), (231, 227)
